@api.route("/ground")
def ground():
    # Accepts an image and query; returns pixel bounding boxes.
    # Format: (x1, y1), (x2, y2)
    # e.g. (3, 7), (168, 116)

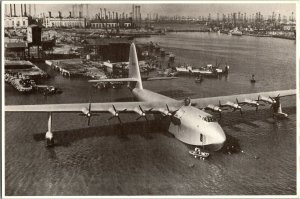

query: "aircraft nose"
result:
(217, 128), (226, 145)
(211, 124), (226, 151)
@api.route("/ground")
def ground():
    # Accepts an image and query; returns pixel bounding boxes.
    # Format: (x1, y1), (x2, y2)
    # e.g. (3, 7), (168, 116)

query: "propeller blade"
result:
(117, 116), (122, 124)
(256, 105), (258, 112)
(166, 104), (170, 112)
(88, 103), (91, 112)
(239, 108), (243, 116)
(136, 116), (142, 121)
(139, 105), (143, 112)
(88, 116), (91, 126)
(113, 105), (117, 112)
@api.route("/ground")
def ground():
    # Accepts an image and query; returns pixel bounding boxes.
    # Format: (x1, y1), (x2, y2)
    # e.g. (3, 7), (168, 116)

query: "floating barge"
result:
(5, 60), (48, 79)
(5, 74), (33, 93)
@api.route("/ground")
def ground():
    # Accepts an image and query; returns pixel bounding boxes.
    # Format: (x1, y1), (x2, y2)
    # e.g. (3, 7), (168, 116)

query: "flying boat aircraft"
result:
(5, 43), (296, 151)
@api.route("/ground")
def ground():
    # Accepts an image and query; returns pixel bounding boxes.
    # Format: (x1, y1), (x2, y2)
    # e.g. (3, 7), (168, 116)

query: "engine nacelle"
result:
(206, 104), (222, 112)
(224, 101), (241, 109)
(81, 107), (91, 117)
(244, 99), (259, 106)
(259, 96), (276, 104)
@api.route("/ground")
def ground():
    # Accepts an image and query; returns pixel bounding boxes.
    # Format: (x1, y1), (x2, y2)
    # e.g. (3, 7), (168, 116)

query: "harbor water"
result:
(5, 32), (296, 196)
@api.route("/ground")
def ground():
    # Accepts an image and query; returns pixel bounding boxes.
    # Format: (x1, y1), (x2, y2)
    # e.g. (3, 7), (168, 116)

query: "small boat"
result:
(195, 76), (203, 83)
(189, 150), (210, 159)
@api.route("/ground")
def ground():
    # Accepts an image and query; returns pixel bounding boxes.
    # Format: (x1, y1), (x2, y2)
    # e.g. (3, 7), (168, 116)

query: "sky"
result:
(4, 2), (296, 19)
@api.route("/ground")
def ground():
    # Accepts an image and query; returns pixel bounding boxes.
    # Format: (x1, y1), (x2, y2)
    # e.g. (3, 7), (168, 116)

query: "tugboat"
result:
(189, 147), (210, 160)
(195, 75), (203, 83)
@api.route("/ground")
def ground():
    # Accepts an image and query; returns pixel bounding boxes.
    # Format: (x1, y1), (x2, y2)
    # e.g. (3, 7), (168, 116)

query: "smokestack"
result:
(69, 11), (72, 18)
(58, 11), (61, 18)
(79, 11), (82, 18)
(13, 4), (16, 17)
(112, 11), (114, 20)
(104, 8), (106, 19)
(49, 11), (51, 18)
(24, 4), (27, 16)
(122, 12), (124, 20)
(138, 6), (141, 24)
(29, 4), (31, 16)
(126, 13), (128, 19)
(21, 4), (23, 17)
(135, 6), (138, 21)
(9, 4), (12, 17)
(86, 4), (88, 18)
(132, 5), (134, 20)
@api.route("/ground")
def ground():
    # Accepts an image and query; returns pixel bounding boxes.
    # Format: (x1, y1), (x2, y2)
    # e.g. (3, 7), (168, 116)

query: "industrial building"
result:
(90, 19), (132, 29)
(84, 38), (131, 62)
(43, 11), (86, 28)
(90, 5), (141, 29)
(4, 4), (36, 28)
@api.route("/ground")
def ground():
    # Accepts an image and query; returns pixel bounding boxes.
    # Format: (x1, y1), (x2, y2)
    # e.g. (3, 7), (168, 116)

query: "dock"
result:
(45, 59), (107, 79)
(5, 60), (48, 79)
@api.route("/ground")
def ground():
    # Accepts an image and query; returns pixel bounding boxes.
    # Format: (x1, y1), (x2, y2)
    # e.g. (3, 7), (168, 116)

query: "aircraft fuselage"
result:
(132, 88), (226, 151)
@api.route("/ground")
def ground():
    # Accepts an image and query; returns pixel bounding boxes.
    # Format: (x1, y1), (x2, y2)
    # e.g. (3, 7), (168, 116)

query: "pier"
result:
(45, 59), (107, 79)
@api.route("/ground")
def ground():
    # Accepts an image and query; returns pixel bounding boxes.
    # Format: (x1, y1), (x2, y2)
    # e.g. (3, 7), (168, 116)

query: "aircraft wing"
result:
(89, 78), (138, 82)
(5, 101), (182, 115)
(191, 89), (296, 108)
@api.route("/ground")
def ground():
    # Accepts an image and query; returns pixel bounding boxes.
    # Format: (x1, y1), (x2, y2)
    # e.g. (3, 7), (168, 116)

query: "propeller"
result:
(235, 99), (243, 116)
(87, 103), (92, 126)
(108, 105), (126, 124)
(79, 103), (99, 126)
(269, 95), (280, 113)
(136, 105), (153, 121)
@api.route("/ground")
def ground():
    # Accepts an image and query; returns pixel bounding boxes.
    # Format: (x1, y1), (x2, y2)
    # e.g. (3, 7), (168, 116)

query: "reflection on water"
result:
(5, 32), (296, 196)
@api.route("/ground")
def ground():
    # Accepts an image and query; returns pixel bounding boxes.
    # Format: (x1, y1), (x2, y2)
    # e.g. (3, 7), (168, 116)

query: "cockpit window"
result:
(202, 116), (217, 122)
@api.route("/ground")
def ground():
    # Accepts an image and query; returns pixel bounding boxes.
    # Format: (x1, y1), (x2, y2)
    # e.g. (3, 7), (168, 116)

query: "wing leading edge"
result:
(5, 101), (182, 114)
(191, 89), (296, 109)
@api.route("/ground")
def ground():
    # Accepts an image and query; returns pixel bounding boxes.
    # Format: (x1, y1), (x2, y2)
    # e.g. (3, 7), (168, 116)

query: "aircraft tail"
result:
(88, 43), (143, 90)
(128, 43), (143, 89)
